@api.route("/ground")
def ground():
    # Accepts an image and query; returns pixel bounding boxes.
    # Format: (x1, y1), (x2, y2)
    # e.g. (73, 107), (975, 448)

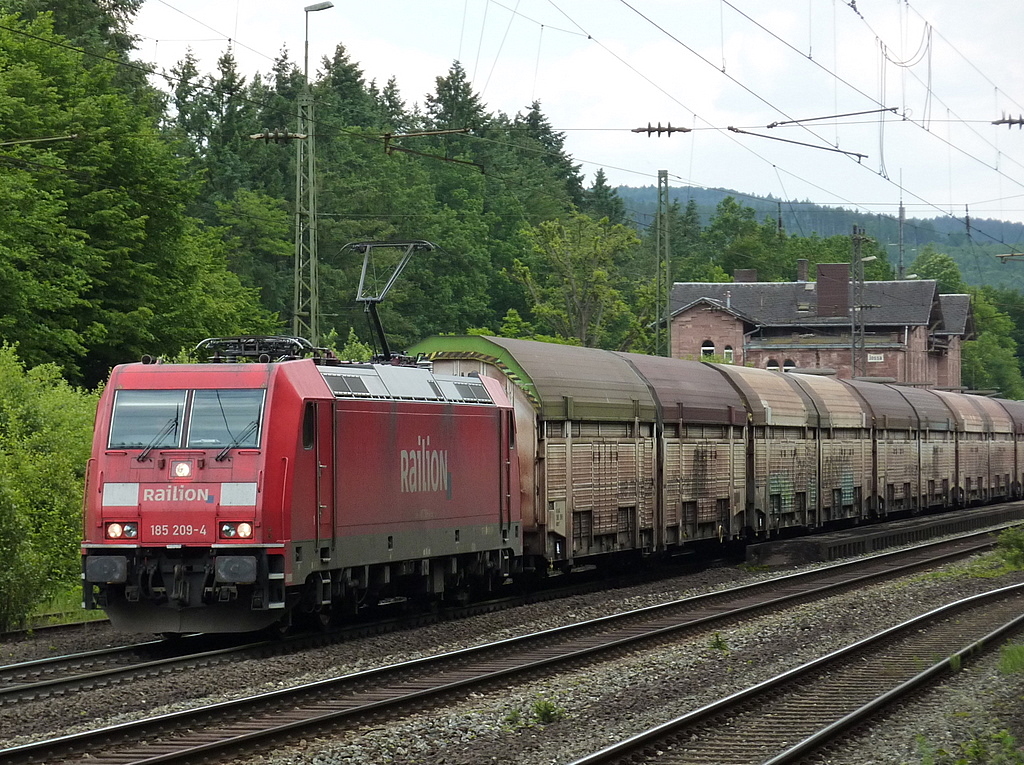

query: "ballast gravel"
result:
(3, 558), (1024, 764)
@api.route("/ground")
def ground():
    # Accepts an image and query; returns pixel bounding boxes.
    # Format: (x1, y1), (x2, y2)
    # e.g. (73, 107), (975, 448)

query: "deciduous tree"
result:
(512, 212), (641, 348)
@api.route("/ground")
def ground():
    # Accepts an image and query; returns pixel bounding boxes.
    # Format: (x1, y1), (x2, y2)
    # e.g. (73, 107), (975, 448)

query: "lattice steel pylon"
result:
(656, 170), (670, 357)
(293, 89), (319, 345)
(850, 226), (872, 378)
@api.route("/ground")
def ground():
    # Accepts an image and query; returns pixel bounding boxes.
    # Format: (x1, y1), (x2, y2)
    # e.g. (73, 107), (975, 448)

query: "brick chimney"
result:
(816, 263), (850, 318)
(796, 259), (809, 282)
(734, 269), (758, 282)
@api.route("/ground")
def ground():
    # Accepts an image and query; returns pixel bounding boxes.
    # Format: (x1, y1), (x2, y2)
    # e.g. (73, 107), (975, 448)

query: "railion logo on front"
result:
(400, 435), (450, 494)
(142, 486), (216, 503)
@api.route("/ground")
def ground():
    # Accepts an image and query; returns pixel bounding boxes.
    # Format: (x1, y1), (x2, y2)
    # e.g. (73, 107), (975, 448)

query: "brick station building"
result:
(668, 261), (973, 390)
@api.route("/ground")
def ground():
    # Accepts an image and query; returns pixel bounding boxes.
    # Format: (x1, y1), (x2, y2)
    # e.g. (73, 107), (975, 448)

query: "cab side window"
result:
(302, 402), (316, 450)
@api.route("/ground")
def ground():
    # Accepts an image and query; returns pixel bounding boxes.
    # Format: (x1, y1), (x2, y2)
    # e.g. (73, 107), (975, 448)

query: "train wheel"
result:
(292, 603), (333, 631)
(294, 575), (335, 630)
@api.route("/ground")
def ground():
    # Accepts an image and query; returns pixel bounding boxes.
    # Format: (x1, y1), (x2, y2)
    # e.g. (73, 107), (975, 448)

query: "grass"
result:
(28, 585), (106, 628)
(502, 697), (567, 730)
(913, 553), (1016, 583)
(709, 632), (730, 653)
(999, 643), (1024, 675)
(913, 526), (1024, 584)
(916, 729), (1024, 765)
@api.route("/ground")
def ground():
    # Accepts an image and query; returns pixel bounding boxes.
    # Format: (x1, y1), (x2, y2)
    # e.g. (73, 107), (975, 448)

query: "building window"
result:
(783, 359), (795, 372)
(723, 345), (734, 363)
(766, 359), (780, 371)
(701, 341), (715, 358)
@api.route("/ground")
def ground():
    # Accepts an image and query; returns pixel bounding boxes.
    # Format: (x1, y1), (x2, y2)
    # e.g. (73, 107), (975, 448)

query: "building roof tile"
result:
(669, 278), (963, 332)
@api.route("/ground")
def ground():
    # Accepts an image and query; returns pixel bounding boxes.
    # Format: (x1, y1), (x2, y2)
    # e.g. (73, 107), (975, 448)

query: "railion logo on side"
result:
(142, 486), (216, 503)
(400, 435), (450, 495)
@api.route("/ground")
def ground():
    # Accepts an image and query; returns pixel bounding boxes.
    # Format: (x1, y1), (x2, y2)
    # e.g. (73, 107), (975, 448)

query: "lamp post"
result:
(294, 1), (333, 345)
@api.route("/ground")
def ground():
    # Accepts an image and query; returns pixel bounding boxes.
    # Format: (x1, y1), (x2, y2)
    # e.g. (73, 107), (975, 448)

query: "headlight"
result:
(105, 522), (138, 539)
(85, 555), (128, 583)
(220, 522), (254, 540)
(170, 460), (193, 478)
(215, 555), (257, 584)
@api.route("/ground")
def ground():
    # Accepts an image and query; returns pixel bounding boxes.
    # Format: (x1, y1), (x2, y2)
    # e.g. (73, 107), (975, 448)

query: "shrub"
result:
(532, 697), (565, 724)
(0, 345), (98, 630)
(710, 632), (730, 652)
(996, 526), (1024, 570)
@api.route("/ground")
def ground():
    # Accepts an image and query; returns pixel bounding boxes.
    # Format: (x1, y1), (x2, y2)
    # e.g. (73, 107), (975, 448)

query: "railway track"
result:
(0, 633), (269, 706)
(0, 571), (645, 709)
(567, 583), (1024, 765)
(0, 529), (1006, 765)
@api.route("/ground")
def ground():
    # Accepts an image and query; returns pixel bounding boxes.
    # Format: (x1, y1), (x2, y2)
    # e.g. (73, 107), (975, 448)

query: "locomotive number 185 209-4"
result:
(150, 524), (208, 537)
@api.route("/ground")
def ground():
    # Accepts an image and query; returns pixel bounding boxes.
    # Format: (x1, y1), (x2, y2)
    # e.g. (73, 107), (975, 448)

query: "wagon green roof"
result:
(409, 335), (658, 421)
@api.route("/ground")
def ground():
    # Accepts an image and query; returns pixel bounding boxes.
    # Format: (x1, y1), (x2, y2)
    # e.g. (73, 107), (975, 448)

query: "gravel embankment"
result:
(3, 559), (1023, 764)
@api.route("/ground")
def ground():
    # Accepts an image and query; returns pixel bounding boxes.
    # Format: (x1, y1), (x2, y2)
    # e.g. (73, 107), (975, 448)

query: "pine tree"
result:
(582, 169), (627, 225)
(515, 101), (584, 207)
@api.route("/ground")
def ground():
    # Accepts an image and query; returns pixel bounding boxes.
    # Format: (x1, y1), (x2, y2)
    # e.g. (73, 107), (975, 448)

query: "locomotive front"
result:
(81, 360), (292, 633)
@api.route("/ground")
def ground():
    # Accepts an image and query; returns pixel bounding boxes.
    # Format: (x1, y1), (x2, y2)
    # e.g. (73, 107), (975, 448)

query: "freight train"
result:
(82, 334), (1024, 633)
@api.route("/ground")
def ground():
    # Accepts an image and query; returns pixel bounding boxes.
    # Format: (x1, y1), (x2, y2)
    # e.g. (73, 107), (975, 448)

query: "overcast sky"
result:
(131, 0), (1024, 240)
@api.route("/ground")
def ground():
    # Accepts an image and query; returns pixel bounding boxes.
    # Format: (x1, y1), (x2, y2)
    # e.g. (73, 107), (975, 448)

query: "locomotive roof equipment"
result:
(348, 240), (436, 362)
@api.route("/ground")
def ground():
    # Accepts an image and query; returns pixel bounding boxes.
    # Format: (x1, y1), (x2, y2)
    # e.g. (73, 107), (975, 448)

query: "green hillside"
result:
(616, 185), (1024, 289)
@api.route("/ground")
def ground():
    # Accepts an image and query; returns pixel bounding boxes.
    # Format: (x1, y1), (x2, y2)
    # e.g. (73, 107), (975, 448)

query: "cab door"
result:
(315, 401), (335, 559)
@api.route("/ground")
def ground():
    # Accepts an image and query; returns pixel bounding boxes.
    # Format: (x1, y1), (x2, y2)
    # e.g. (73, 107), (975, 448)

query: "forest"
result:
(2, 2), (1024, 626)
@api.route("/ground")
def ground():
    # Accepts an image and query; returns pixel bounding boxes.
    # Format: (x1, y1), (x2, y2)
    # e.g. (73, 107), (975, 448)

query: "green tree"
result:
(511, 212), (642, 348)
(910, 247), (969, 293)
(962, 291), (1024, 398)
(373, 76), (414, 132)
(0, 0), (141, 58)
(202, 49), (255, 206)
(0, 15), (276, 385)
(702, 196), (790, 281)
(783, 232), (893, 281)
(514, 101), (584, 208)
(315, 43), (380, 128)
(582, 168), (627, 225)
(0, 345), (97, 629)
(335, 327), (373, 361)
(981, 286), (1024, 370)
(424, 60), (490, 133)
(214, 189), (293, 318)
(913, 251), (1024, 397)
(166, 50), (210, 163)
(640, 197), (729, 284)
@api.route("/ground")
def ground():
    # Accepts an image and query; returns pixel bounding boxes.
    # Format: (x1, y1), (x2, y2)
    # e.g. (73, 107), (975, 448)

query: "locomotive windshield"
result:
(109, 389), (265, 450)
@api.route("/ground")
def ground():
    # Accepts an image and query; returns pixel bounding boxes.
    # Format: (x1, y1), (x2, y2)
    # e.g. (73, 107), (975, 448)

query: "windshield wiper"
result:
(137, 415), (179, 462)
(215, 420), (259, 462)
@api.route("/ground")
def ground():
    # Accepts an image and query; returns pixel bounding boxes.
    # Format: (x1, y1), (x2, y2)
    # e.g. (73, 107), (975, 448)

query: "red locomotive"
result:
(82, 337), (521, 633)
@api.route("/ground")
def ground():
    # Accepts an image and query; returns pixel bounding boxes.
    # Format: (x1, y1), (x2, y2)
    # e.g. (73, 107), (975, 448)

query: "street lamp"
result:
(294, 1), (333, 345)
(304, 2), (333, 80)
